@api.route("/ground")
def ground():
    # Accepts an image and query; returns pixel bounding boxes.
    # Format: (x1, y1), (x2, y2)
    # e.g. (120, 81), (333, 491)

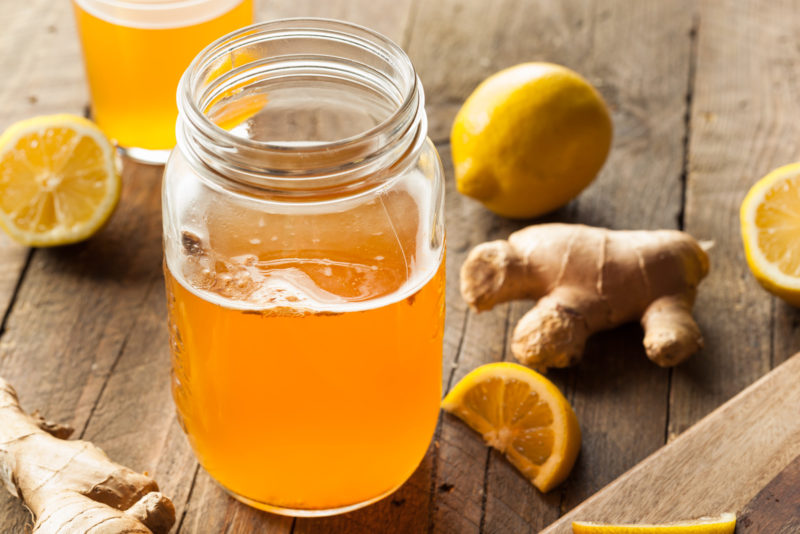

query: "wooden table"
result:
(2, 1), (798, 532)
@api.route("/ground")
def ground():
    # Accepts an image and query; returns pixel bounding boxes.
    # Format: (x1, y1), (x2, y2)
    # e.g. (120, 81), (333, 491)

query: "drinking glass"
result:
(72, 0), (253, 164)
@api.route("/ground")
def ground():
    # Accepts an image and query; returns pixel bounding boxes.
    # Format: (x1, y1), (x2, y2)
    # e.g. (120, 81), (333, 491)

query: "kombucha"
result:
(165, 224), (445, 511)
(72, 0), (252, 150)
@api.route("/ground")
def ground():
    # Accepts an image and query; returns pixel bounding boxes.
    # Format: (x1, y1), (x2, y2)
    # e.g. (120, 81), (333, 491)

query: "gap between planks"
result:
(0, 249), (34, 340)
(667, 11), (700, 446)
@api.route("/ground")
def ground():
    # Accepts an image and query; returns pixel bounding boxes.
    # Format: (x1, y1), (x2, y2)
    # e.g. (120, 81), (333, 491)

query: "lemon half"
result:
(0, 114), (120, 247)
(741, 162), (800, 306)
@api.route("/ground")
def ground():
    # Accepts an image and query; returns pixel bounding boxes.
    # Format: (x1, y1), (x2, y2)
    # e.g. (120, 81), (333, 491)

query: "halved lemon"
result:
(740, 162), (800, 306)
(572, 512), (736, 533)
(0, 114), (120, 247)
(441, 362), (581, 492)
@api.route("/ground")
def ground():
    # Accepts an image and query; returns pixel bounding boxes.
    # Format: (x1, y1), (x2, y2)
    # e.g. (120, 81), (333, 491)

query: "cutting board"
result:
(541, 352), (800, 533)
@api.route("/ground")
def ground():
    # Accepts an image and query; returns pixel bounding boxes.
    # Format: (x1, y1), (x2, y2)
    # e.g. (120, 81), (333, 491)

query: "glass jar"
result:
(162, 19), (445, 516)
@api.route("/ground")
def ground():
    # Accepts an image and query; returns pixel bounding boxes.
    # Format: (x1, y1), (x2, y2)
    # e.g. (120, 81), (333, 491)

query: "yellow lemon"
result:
(572, 513), (736, 534)
(740, 162), (800, 306)
(451, 62), (612, 219)
(441, 362), (581, 492)
(0, 114), (120, 247)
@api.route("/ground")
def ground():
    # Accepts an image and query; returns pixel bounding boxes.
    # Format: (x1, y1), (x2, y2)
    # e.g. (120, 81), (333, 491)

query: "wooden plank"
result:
(558, 2), (694, 514)
(0, 0), (88, 329)
(403, 3), (556, 527)
(68, 169), (200, 534)
(259, 0), (416, 44)
(0, 0), (87, 124)
(674, 0), (800, 438)
(541, 352), (800, 532)
(0, 1), (91, 530)
(774, 300), (800, 367)
(735, 454), (800, 534)
(406, 0), (693, 530)
(483, 299), (562, 534)
(432, 145), (523, 534)
(0, 160), (170, 529)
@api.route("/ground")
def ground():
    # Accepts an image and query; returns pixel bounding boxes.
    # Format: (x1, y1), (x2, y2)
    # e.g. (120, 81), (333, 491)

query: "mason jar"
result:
(162, 19), (445, 516)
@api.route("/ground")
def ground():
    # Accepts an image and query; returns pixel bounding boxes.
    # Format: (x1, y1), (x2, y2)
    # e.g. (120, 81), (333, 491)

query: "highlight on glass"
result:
(162, 19), (446, 516)
(72, 0), (253, 164)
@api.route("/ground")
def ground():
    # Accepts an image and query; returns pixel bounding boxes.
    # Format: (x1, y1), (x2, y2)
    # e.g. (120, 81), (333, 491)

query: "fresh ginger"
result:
(0, 376), (175, 534)
(460, 224), (710, 371)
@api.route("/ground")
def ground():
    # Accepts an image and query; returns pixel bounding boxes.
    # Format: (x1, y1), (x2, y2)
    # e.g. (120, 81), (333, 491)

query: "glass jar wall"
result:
(162, 19), (445, 516)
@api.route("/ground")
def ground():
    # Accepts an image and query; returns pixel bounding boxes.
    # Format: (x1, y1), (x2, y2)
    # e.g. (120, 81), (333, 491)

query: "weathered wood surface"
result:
(542, 352), (800, 533)
(1, 0), (799, 533)
(735, 453), (800, 534)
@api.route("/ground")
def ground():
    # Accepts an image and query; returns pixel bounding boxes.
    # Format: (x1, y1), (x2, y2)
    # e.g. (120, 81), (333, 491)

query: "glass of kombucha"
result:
(162, 20), (446, 516)
(72, 0), (253, 164)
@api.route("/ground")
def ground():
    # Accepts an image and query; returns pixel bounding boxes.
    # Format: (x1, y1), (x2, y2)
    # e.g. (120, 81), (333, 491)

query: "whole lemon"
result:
(451, 63), (612, 219)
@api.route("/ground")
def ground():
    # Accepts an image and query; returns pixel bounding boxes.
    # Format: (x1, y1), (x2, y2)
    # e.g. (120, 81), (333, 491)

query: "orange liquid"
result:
(165, 255), (444, 511)
(72, 0), (252, 150)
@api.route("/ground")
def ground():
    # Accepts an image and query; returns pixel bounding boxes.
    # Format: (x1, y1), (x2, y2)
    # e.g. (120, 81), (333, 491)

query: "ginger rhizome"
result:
(0, 377), (175, 534)
(460, 224), (710, 371)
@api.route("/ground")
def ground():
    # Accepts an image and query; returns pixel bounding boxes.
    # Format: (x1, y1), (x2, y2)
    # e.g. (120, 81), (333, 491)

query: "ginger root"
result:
(0, 377), (175, 534)
(460, 224), (709, 371)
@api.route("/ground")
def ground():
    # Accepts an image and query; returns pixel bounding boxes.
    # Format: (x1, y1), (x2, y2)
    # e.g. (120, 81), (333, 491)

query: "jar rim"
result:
(175, 17), (427, 197)
(178, 17), (419, 153)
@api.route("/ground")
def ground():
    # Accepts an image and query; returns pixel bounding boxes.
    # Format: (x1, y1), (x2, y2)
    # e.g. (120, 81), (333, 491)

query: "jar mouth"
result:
(176, 18), (426, 197)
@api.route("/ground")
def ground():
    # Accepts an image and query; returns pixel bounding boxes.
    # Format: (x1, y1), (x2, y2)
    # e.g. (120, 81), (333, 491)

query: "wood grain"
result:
(675, 0), (800, 439)
(0, 160), (167, 530)
(432, 146), (523, 534)
(261, 0), (415, 45)
(0, 0), (87, 328)
(735, 454), (800, 534)
(541, 352), (800, 532)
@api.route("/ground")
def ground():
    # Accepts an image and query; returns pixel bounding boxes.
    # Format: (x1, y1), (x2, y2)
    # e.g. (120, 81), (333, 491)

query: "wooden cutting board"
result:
(542, 352), (800, 533)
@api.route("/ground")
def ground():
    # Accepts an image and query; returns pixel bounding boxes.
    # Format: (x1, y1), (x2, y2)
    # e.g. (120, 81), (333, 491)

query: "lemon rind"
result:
(572, 512), (736, 531)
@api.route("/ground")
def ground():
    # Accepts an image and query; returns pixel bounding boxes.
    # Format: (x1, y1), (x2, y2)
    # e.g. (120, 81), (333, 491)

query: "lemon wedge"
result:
(572, 513), (736, 533)
(740, 162), (800, 306)
(441, 362), (581, 492)
(0, 114), (120, 247)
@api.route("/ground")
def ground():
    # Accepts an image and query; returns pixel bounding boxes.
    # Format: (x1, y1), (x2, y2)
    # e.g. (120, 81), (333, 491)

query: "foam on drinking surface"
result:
(175, 240), (440, 315)
(167, 171), (443, 315)
(74, 0), (246, 29)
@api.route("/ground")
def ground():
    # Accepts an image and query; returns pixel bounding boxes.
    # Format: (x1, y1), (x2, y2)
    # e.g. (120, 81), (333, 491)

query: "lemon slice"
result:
(740, 162), (800, 306)
(0, 114), (120, 247)
(441, 362), (581, 492)
(572, 513), (736, 533)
